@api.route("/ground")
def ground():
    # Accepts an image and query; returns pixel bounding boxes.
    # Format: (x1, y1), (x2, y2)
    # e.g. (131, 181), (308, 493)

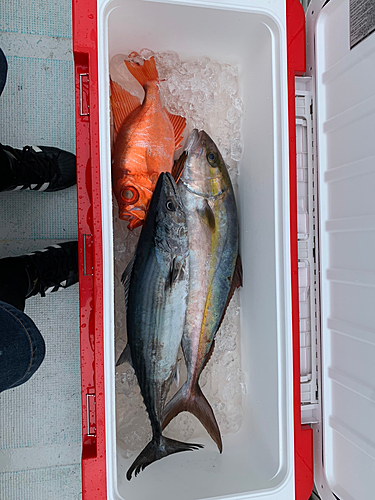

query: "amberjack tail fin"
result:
(125, 54), (159, 87)
(126, 435), (203, 480)
(162, 382), (223, 453)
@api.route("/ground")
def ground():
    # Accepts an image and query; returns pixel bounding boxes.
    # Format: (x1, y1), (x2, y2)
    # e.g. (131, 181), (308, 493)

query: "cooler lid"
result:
(311, 0), (375, 499)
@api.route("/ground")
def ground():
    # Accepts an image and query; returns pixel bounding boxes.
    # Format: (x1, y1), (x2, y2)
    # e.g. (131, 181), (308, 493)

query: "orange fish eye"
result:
(121, 186), (139, 205)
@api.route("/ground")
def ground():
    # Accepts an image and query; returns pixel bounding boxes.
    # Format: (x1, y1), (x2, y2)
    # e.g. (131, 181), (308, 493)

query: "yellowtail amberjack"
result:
(162, 130), (242, 453)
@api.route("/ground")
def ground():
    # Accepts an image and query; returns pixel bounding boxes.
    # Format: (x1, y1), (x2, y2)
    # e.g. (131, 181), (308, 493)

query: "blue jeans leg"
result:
(0, 300), (45, 393)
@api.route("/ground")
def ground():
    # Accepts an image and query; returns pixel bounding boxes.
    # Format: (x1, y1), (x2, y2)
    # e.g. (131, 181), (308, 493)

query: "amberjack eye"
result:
(121, 186), (139, 205)
(207, 151), (217, 166)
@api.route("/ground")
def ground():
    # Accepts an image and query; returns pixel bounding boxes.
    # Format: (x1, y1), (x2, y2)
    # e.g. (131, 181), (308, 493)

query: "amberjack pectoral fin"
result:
(110, 78), (141, 139)
(162, 382), (223, 453)
(196, 200), (216, 232)
(166, 111), (187, 150)
(116, 343), (133, 367)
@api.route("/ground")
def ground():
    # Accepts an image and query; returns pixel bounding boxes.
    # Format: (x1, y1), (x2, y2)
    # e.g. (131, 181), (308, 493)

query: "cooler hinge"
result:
(295, 76), (320, 425)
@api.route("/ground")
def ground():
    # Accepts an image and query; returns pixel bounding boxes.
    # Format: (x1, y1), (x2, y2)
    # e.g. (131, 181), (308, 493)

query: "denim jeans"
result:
(0, 47), (7, 97)
(0, 50), (46, 392)
(0, 300), (45, 393)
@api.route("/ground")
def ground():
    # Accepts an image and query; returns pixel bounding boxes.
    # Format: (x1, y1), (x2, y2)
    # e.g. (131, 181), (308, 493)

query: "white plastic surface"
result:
(295, 77), (319, 426)
(315, 0), (375, 499)
(97, 1), (296, 499)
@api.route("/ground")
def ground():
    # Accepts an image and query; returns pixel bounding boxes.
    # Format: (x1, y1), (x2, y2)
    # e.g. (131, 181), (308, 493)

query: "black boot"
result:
(0, 144), (76, 192)
(0, 241), (79, 312)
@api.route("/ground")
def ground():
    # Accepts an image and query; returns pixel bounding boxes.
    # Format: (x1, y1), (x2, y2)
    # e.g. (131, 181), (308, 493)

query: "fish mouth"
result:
(127, 218), (144, 230)
(119, 208), (146, 230)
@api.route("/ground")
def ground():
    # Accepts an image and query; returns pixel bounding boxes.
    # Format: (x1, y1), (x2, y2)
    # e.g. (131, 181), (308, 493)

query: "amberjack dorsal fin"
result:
(166, 111), (187, 151)
(110, 78), (141, 140)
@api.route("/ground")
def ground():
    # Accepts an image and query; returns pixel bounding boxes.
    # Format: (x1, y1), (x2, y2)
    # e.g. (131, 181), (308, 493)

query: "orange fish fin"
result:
(125, 56), (159, 87)
(110, 78), (141, 137)
(171, 151), (188, 182)
(166, 111), (187, 150)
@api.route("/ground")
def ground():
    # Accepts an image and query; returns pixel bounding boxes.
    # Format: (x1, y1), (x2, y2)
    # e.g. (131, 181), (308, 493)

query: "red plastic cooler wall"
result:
(72, 0), (313, 498)
(286, 1), (314, 498)
(73, 2), (107, 496)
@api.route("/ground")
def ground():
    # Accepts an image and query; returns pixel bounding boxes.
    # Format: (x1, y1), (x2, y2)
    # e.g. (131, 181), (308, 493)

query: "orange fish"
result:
(110, 54), (186, 230)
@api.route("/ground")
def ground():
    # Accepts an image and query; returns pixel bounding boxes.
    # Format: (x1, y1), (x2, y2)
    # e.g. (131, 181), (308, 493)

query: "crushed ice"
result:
(111, 50), (245, 457)
(109, 49), (243, 165)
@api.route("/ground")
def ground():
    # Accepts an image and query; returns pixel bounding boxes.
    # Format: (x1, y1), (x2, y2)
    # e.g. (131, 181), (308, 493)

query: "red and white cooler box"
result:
(72, 0), (375, 498)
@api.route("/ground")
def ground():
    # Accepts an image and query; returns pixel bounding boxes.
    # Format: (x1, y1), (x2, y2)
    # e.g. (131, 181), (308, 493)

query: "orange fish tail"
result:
(125, 56), (159, 87)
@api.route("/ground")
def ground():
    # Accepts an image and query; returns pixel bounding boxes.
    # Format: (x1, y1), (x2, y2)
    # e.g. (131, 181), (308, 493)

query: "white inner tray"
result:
(97, 1), (296, 499)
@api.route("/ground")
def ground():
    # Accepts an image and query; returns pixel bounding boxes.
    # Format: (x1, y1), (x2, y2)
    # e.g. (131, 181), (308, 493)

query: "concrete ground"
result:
(0, 2), (81, 499)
